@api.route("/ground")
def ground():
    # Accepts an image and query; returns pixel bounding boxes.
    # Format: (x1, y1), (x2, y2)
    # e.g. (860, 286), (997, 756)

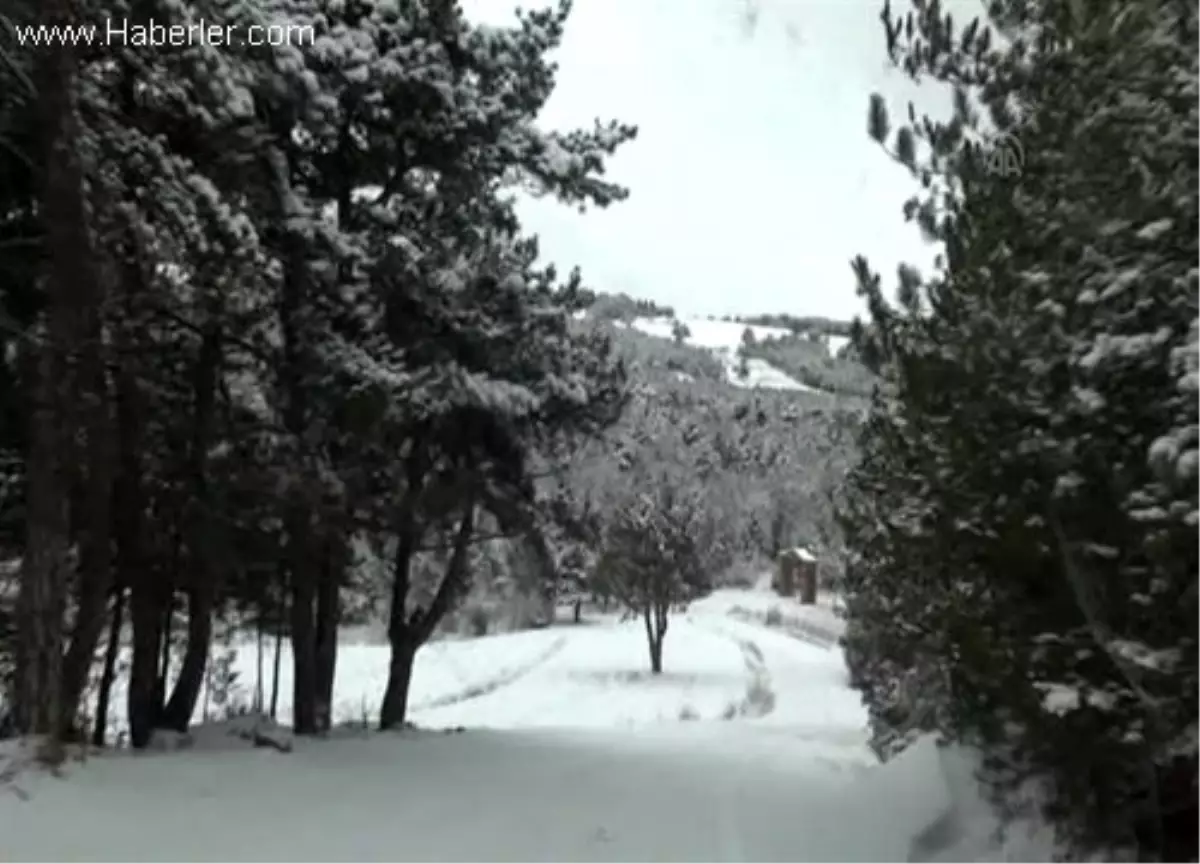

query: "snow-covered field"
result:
(0, 587), (1054, 861)
(625, 315), (832, 394)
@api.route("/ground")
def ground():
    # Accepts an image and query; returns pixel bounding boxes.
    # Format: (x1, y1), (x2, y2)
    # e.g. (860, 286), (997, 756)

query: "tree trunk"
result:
(160, 581), (213, 730)
(159, 319), (221, 733)
(57, 354), (113, 735)
(314, 531), (343, 734)
(271, 603), (284, 720)
(289, 521), (318, 735)
(270, 558), (286, 720)
(380, 462), (478, 732)
(16, 0), (101, 754)
(127, 582), (163, 748)
(380, 511), (417, 731)
(92, 587), (125, 748)
(116, 353), (161, 749)
(644, 599), (669, 675)
(266, 132), (319, 736)
(378, 451), (427, 731)
(254, 612), (265, 714)
(16, 334), (70, 741)
(379, 640), (417, 730)
(156, 585), (173, 707)
(201, 640), (211, 723)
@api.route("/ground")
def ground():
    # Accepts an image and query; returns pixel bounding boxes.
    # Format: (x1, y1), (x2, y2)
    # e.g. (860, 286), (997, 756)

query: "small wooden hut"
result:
(775, 547), (818, 605)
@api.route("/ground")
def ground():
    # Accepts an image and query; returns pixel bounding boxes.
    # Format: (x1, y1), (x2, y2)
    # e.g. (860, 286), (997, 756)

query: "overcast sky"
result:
(465, 0), (957, 322)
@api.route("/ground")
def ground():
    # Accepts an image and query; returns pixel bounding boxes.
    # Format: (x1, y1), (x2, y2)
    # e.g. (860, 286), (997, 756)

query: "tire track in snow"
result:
(726, 605), (839, 650)
(732, 636), (776, 718)
(409, 635), (568, 713)
(688, 616), (776, 719)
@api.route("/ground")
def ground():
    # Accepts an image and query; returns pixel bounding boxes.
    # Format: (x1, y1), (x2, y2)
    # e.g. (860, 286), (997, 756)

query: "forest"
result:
(0, 0), (857, 752)
(0, 0), (1196, 860)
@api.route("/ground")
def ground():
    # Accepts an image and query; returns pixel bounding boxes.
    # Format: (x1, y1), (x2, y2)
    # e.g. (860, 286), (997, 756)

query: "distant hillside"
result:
(588, 292), (676, 322)
(738, 331), (873, 398)
(729, 312), (853, 338)
(580, 293), (874, 401)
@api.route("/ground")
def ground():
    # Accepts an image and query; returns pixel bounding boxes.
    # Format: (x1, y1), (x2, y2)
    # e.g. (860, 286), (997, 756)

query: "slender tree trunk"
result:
(314, 530), (343, 733)
(379, 455), (424, 731)
(127, 582), (163, 748)
(160, 582), (213, 730)
(379, 640), (417, 730)
(16, 336), (70, 743)
(109, 120), (156, 745)
(644, 598), (669, 675)
(270, 626), (284, 719)
(116, 358), (160, 749)
(379, 521), (416, 731)
(92, 587), (125, 748)
(156, 587), (173, 706)
(270, 560), (286, 720)
(56, 292), (113, 736)
(381, 494), (476, 729)
(118, 493), (163, 749)
(15, 0), (100, 757)
(201, 642), (211, 723)
(57, 360), (113, 735)
(289, 523), (319, 735)
(266, 134), (320, 736)
(159, 320), (220, 733)
(254, 611), (265, 714)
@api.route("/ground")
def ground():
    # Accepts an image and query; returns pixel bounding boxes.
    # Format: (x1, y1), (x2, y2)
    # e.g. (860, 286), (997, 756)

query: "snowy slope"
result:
(625, 315), (830, 394)
(827, 334), (851, 356)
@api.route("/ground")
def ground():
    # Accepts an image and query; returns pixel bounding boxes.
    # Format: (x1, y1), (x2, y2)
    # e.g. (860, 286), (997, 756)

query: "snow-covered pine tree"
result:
(841, 0), (1197, 858)
(255, 0), (638, 730)
(1, 0), (633, 745)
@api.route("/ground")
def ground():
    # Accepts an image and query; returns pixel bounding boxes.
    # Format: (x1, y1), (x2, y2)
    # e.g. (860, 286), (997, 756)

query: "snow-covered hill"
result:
(617, 314), (833, 394)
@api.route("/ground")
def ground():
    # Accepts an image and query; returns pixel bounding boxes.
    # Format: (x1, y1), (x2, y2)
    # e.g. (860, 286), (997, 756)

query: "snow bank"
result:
(865, 737), (1060, 862)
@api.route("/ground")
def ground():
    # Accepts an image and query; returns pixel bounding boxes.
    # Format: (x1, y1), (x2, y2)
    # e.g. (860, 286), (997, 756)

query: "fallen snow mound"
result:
(868, 736), (1060, 862)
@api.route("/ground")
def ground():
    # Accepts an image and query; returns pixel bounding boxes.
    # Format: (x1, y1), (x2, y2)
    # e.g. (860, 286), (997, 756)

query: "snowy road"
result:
(0, 591), (1036, 861)
(0, 725), (937, 862)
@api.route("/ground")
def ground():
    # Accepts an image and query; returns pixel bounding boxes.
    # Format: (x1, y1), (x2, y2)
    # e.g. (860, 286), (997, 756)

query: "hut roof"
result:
(780, 546), (816, 563)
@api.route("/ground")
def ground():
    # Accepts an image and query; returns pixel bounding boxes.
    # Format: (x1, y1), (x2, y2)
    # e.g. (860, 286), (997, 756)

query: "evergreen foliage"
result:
(838, 0), (1198, 858)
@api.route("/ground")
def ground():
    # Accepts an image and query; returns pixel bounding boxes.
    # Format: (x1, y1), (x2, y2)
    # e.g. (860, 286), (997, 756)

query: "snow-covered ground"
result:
(0, 586), (1054, 861)
(694, 586), (846, 648)
(627, 314), (792, 348)
(827, 333), (852, 356)
(625, 315), (830, 394)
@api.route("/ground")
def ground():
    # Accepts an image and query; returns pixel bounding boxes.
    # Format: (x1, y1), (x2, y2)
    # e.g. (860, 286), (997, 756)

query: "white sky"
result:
(465, 0), (959, 322)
